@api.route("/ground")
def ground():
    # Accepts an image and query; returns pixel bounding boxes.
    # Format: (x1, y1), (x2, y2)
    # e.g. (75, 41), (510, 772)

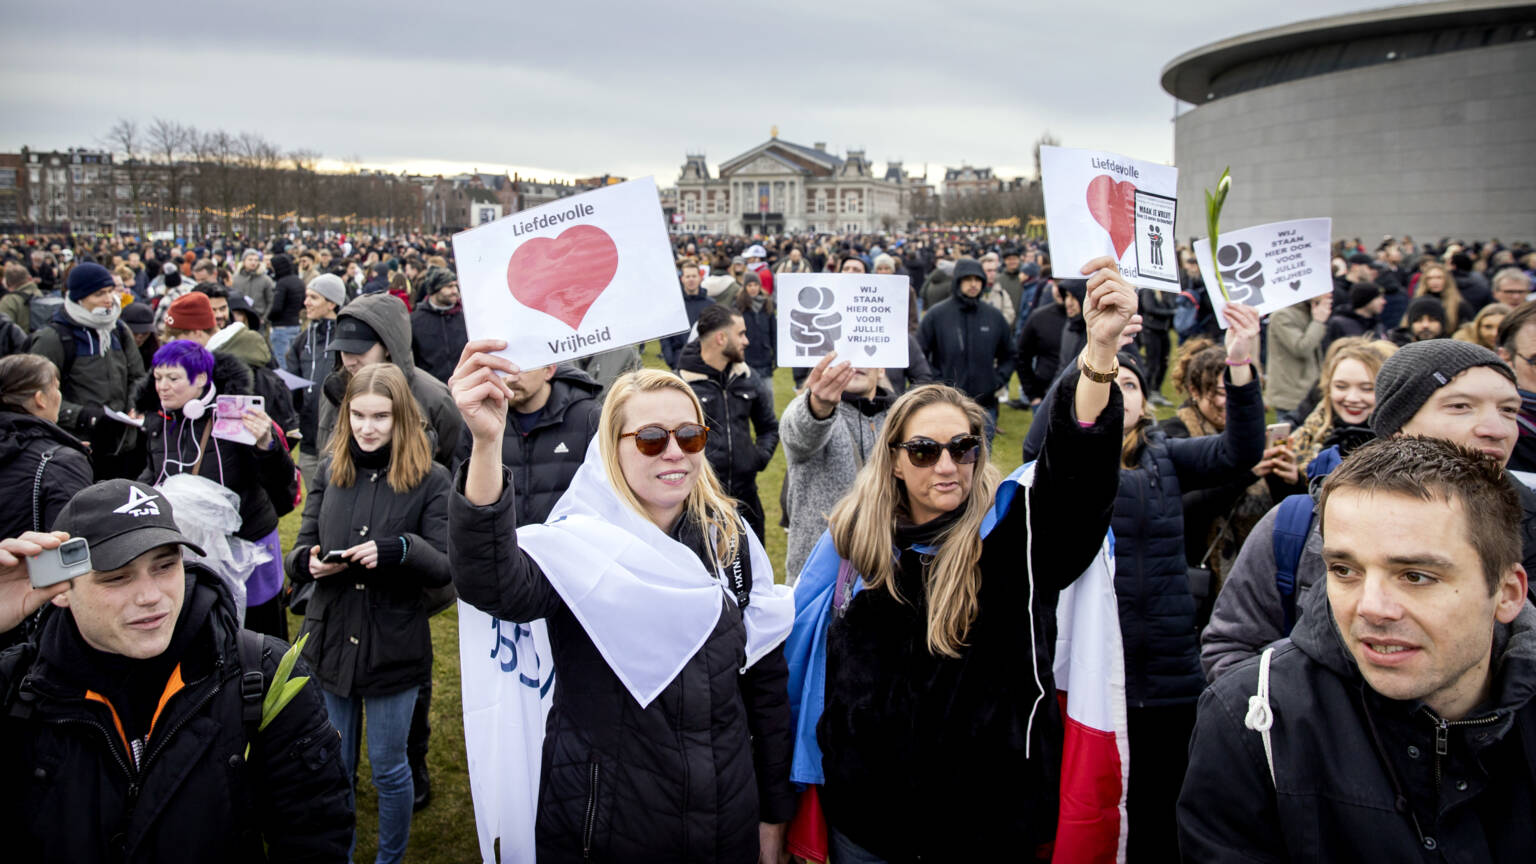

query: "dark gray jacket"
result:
(30, 310), (145, 456)
(1179, 576), (1536, 862)
(284, 317), (337, 453)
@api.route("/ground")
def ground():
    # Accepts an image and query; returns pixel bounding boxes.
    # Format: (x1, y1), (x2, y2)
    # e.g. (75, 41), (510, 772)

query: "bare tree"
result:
(103, 119), (148, 235)
(1032, 131), (1060, 181)
(147, 118), (192, 239)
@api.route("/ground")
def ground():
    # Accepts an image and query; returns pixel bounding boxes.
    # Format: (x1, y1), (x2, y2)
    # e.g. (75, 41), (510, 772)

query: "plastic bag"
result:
(156, 473), (270, 623)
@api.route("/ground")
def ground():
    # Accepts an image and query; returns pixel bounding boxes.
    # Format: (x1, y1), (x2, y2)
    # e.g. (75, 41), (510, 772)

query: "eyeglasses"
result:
(620, 423), (709, 456)
(891, 435), (982, 468)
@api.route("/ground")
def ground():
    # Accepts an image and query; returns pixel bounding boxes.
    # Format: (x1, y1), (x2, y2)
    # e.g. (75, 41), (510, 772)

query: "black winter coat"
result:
(0, 565), (354, 862)
(267, 254), (306, 327)
(284, 317), (337, 454)
(449, 465), (795, 863)
(820, 375), (1123, 861)
(677, 343), (779, 500)
(1179, 572), (1536, 862)
(136, 353), (298, 542)
(0, 409), (93, 538)
(450, 367), (602, 526)
(410, 301), (469, 383)
(737, 298), (776, 371)
(917, 266), (1015, 406)
(1015, 301), (1068, 401)
(1112, 373), (1264, 706)
(287, 454), (452, 698)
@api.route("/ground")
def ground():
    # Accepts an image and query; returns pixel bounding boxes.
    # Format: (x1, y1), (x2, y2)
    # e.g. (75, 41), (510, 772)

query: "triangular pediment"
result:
(720, 138), (841, 178)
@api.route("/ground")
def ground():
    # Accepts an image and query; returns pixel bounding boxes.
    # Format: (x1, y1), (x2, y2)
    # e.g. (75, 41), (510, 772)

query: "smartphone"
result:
(27, 537), (92, 588)
(320, 550), (347, 564)
(1265, 422), (1293, 448)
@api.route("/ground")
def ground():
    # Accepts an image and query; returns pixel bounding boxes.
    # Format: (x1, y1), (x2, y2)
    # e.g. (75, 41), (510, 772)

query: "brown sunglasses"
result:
(892, 434), (982, 468)
(620, 423), (710, 456)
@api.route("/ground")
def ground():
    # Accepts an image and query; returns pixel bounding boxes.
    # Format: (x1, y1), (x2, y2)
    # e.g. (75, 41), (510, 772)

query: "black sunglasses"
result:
(620, 423), (709, 456)
(892, 434), (982, 468)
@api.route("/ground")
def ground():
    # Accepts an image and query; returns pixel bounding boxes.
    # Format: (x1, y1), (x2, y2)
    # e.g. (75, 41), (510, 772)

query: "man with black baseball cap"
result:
(0, 479), (352, 860)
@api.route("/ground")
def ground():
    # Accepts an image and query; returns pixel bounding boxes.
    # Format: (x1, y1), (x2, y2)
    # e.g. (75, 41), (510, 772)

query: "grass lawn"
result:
(279, 343), (1186, 862)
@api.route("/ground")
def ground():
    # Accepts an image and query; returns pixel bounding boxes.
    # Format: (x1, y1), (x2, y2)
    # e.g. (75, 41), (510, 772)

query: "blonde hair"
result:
(328, 362), (434, 492)
(1454, 302), (1511, 351)
(1414, 262), (1466, 330)
(826, 384), (1001, 658)
(599, 369), (742, 569)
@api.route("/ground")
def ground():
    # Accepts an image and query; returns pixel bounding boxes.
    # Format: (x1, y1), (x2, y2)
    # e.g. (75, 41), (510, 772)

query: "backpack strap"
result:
(31, 444), (61, 533)
(1243, 646), (1277, 788)
(236, 629), (266, 746)
(0, 641), (39, 721)
(48, 320), (75, 378)
(1271, 494), (1315, 636)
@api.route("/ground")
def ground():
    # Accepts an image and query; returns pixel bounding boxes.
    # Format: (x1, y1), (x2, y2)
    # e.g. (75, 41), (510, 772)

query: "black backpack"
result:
(26, 291), (64, 334)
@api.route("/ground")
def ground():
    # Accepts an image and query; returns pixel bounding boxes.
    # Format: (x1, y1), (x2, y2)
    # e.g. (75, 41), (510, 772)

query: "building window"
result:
(0, 170), (14, 189)
(71, 167), (83, 183)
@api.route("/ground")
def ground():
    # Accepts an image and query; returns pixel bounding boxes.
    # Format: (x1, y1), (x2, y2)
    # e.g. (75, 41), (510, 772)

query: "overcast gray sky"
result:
(4, 0), (1398, 184)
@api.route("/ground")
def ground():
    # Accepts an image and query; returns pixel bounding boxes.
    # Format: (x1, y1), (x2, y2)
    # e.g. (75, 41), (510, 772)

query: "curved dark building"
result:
(1162, 0), (1536, 242)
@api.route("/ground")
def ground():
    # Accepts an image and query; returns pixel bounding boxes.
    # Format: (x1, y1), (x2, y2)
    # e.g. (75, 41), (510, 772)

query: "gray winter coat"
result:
(779, 390), (889, 581)
(315, 293), (460, 467)
(232, 268), (276, 318)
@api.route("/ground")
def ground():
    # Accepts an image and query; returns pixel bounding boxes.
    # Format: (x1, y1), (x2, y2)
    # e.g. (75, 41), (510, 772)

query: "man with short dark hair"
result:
(677, 303), (779, 540)
(0, 480), (353, 860)
(409, 266), (468, 382)
(1323, 282), (1386, 350)
(0, 261), (45, 331)
(1180, 437), (1535, 862)
(233, 248), (275, 318)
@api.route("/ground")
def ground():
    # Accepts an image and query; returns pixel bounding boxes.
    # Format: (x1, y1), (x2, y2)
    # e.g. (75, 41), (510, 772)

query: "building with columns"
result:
(674, 136), (912, 235)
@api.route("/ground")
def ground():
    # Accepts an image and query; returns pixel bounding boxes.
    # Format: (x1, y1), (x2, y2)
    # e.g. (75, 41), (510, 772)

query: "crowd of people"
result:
(0, 225), (1532, 862)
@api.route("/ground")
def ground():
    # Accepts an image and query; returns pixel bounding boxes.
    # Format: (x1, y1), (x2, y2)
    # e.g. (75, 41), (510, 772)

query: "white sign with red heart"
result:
(1039, 145), (1180, 292)
(775, 273), (910, 369)
(452, 176), (689, 367)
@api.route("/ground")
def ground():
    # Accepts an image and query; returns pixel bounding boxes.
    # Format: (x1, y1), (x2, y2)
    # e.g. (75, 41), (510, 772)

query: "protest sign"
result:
(775, 273), (909, 369)
(1193, 218), (1332, 328)
(1039, 145), (1179, 291)
(452, 176), (689, 367)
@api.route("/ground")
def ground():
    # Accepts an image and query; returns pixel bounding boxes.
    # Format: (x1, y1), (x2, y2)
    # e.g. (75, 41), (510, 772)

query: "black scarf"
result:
(348, 437), (393, 471)
(894, 504), (964, 549)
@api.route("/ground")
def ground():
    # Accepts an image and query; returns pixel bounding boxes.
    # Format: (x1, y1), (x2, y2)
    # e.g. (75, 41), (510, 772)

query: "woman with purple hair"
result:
(135, 339), (298, 638)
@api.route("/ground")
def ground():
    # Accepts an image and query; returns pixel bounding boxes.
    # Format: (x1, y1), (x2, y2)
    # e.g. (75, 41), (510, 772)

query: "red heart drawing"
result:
(1085, 174), (1137, 259)
(505, 224), (619, 330)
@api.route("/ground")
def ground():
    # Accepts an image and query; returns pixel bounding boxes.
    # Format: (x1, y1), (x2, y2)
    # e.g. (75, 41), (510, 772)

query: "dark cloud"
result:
(4, 1), (1389, 182)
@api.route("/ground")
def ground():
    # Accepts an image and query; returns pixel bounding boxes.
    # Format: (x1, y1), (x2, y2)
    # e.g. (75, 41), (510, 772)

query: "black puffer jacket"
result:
(916, 259), (1015, 405)
(450, 466), (795, 863)
(450, 365), (602, 525)
(267, 253), (306, 327)
(287, 452), (452, 698)
(410, 299), (469, 383)
(1179, 568), (1536, 861)
(136, 352), (298, 542)
(677, 342), (779, 500)
(0, 565), (354, 862)
(820, 374), (1123, 861)
(284, 317), (337, 454)
(0, 409), (93, 537)
(1112, 372), (1264, 706)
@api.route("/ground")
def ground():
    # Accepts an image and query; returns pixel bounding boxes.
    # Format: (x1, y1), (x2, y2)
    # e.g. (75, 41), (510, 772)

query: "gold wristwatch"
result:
(1078, 353), (1119, 384)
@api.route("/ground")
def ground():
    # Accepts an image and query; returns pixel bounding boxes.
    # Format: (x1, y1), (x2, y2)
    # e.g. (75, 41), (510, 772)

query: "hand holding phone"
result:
(320, 550), (347, 564)
(1265, 422), (1293, 448)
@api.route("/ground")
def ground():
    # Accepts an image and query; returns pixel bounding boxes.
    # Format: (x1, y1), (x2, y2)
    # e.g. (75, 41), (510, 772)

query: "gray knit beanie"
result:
(1370, 340), (1515, 437)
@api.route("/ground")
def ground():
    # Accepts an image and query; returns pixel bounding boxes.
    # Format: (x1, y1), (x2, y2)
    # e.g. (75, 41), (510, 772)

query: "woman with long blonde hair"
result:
(1284, 337), (1392, 479)
(1413, 261), (1473, 331)
(785, 256), (1138, 862)
(449, 348), (795, 862)
(286, 361), (451, 864)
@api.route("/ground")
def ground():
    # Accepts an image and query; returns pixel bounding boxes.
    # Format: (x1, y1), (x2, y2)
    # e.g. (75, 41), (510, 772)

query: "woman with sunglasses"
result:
(1105, 301), (1266, 861)
(448, 351), (795, 863)
(785, 256), (1138, 863)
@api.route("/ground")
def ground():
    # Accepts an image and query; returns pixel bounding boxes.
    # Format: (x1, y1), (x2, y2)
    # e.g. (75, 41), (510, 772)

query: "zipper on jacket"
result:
(582, 759), (601, 861)
(1427, 710), (1500, 792)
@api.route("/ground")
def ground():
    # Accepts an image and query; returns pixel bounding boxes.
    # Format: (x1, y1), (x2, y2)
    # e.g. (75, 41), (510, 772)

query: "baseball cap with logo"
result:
(325, 316), (384, 354)
(54, 480), (206, 572)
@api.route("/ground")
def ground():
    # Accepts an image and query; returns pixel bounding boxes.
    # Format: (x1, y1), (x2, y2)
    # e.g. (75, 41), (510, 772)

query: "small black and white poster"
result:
(775, 273), (909, 368)
(1133, 190), (1178, 289)
(1194, 217), (1332, 327)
